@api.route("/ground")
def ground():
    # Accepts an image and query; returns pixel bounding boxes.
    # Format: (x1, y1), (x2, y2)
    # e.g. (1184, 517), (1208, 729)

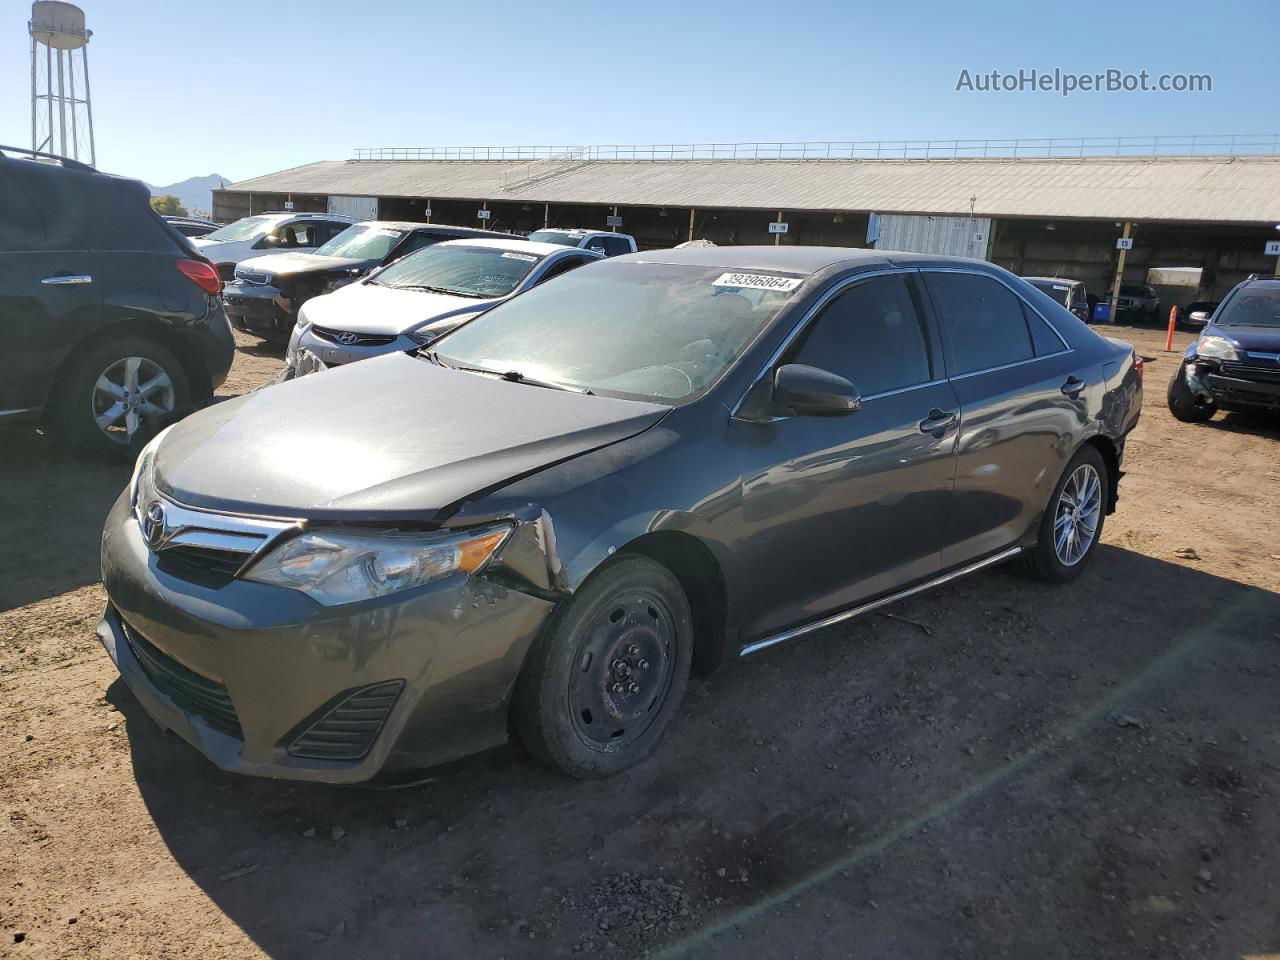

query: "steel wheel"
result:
(1053, 463), (1102, 566)
(91, 356), (175, 443)
(567, 590), (679, 751)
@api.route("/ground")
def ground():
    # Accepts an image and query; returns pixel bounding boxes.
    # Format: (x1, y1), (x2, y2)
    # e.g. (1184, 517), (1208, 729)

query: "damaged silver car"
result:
(98, 247), (1142, 781)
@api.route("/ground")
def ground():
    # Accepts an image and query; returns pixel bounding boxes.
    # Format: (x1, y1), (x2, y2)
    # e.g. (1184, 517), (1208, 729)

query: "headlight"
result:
(243, 524), (512, 605)
(408, 314), (478, 346)
(128, 427), (170, 513)
(1195, 335), (1240, 361)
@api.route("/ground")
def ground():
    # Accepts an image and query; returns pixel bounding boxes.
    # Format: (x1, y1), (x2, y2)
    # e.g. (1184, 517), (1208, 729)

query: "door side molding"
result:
(739, 545), (1023, 657)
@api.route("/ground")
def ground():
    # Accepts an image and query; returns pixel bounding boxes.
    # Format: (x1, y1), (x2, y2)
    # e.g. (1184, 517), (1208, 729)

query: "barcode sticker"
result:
(502, 252), (537, 262)
(712, 272), (803, 292)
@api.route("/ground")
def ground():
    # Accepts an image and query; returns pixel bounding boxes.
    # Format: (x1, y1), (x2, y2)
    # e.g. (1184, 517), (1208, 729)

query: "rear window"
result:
(1, 162), (180, 254)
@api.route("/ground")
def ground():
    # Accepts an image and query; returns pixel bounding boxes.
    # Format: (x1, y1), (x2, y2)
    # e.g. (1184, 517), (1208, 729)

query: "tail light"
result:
(176, 258), (222, 296)
(1133, 352), (1144, 385)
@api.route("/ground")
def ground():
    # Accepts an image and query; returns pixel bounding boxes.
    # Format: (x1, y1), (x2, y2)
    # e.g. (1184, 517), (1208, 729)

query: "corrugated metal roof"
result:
(225, 156), (1280, 224)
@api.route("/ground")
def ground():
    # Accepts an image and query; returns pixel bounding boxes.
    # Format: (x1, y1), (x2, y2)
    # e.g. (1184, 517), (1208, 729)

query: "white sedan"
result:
(285, 239), (603, 376)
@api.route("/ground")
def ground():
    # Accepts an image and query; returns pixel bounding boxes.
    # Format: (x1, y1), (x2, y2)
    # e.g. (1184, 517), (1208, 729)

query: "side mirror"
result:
(772, 363), (861, 416)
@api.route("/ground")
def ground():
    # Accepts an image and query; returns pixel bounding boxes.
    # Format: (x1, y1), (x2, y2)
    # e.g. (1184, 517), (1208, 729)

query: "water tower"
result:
(29, 1), (95, 165)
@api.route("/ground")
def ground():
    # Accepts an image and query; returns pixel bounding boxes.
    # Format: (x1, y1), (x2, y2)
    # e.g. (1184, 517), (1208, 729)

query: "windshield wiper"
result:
(497, 369), (593, 395)
(418, 354), (590, 394)
(397, 284), (488, 298)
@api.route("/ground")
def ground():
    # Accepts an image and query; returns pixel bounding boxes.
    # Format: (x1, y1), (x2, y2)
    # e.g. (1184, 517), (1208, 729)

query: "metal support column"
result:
(688, 208), (695, 241)
(1108, 222), (1133, 325)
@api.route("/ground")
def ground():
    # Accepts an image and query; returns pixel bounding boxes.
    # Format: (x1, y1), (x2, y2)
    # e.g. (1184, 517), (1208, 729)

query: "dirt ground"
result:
(2, 325), (1279, 960)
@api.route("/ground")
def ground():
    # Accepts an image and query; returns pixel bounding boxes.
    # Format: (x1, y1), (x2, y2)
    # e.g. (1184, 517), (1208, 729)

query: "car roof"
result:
(610, 245), (970, 274)
(533, 228), (630, 239)
(434, 237), (581, 256)
(1023, 276), (1079, 285)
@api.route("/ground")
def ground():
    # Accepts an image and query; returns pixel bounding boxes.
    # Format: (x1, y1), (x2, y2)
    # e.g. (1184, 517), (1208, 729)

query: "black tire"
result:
(57, 335), (192, 460)
(512, 555), (693, 778)
(1018, 445), (1108, 584)
(1166, 365), (1216, 423)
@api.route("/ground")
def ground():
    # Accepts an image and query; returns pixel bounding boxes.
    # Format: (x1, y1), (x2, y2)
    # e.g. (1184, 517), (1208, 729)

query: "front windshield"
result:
(1029, 280), (1071, 306)
(314, 224), (406, 260)
(1217, 283), (1280, 327)
(202, 215), (276, 242)
(372, 244), (545, 297)
(431, 261), (802, 401)
(527, 229), (583, 247)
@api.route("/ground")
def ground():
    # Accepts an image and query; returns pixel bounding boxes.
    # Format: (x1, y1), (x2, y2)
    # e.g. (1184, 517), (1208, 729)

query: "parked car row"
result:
(223, 221), (518, 341)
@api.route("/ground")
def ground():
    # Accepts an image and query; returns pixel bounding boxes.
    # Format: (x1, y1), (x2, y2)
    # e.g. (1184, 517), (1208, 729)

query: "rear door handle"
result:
(1061, 375), (1085, 397)
(41, 274), (93, 285)
(918, 407), (958, 434)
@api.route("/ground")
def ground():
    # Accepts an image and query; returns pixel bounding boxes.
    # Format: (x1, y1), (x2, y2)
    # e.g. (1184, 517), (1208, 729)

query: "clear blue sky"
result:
(3, 0), (1275, 186)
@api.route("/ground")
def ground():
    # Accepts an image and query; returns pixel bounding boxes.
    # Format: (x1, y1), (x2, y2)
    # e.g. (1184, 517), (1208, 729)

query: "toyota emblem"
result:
(336, 331), (360, 345)
(142, 501), (166, 549)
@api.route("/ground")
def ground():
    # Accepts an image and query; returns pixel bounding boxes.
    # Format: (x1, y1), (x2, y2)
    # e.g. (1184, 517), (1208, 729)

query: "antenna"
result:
(29, 1), (95, 165)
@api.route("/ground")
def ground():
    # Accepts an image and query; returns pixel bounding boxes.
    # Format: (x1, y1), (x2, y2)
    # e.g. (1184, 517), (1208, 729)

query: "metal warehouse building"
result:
(213, 138), (1280, 303)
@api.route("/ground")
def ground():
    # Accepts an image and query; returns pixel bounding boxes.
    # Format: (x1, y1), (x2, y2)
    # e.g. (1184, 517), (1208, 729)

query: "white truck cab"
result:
(526, 228), (638, 257)
(192, 212), (359, 280)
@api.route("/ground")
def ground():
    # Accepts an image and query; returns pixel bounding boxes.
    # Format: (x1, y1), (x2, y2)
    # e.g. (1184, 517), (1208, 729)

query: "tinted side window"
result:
(787, 274), (932, 396)
(403, 232), (460, 255)
(926, 273), (1034, 376)
(535, 255), (590, 285)
(1024, 304), (1066, 356)
(278, 222), (314, 247)
(601, 237), (632, 256)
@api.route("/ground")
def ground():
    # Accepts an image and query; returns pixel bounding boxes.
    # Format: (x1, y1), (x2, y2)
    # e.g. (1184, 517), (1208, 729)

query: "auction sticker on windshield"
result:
(712, 272), (803, 292)
(502, 252), (538, 262)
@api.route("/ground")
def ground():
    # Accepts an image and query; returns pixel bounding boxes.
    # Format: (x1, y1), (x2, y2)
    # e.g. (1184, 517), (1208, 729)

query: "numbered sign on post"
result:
(1115, 237), (1133, 250)
(606, 215), (623, 228)
(1265, 240), (1280, 256)
(477, 209), (491, 220)
(768, 222), (789, 235)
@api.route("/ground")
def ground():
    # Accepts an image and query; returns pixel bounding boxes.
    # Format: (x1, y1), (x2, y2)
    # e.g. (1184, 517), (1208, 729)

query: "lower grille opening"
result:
(286, 680), (404, 761)
(156, 544), (251, 588)
(122, 622), (243, 739)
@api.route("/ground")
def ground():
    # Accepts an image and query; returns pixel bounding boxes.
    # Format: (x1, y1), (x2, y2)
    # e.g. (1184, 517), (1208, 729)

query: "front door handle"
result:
(918, 407), (958, 434)
(1061, 375), (1085, 397)
(41, 274), (93, 286)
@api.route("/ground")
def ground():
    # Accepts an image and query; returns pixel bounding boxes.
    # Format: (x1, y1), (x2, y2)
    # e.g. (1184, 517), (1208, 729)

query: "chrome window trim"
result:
(740, 545), (1023, 657)
(947, 350), (1070, 382)
(920, 265), (1074, 363)
(0, 407), (37, 418)
(730, 266), (921, 418)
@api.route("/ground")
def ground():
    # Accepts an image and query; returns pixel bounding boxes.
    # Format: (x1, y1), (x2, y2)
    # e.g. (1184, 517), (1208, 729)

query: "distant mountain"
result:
(148, 174), (228, 217)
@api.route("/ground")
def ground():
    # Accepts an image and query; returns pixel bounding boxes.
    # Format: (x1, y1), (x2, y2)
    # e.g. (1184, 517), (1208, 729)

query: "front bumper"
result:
(1204, 370), (1280, 409)
(223, 282), (296, 340)
(98, 491), (556, 782)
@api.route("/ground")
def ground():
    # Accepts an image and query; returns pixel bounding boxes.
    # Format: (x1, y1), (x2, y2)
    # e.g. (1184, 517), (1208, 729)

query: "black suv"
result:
(0, 146), (234, 457)
(222, 221), (518, 342)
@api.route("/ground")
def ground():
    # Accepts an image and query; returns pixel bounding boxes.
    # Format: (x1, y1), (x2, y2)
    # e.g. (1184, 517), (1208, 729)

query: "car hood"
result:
(190, 236), (243, 254)
(237, 252), (372, 279)
(1207, 324), (1280, 352)
(154, 353), (669, 521)
(300, 282), (497, 335)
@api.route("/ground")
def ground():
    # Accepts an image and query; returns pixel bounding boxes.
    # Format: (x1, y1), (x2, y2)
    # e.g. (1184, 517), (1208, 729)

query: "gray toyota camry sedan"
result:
(98, 247), (1143, 782)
